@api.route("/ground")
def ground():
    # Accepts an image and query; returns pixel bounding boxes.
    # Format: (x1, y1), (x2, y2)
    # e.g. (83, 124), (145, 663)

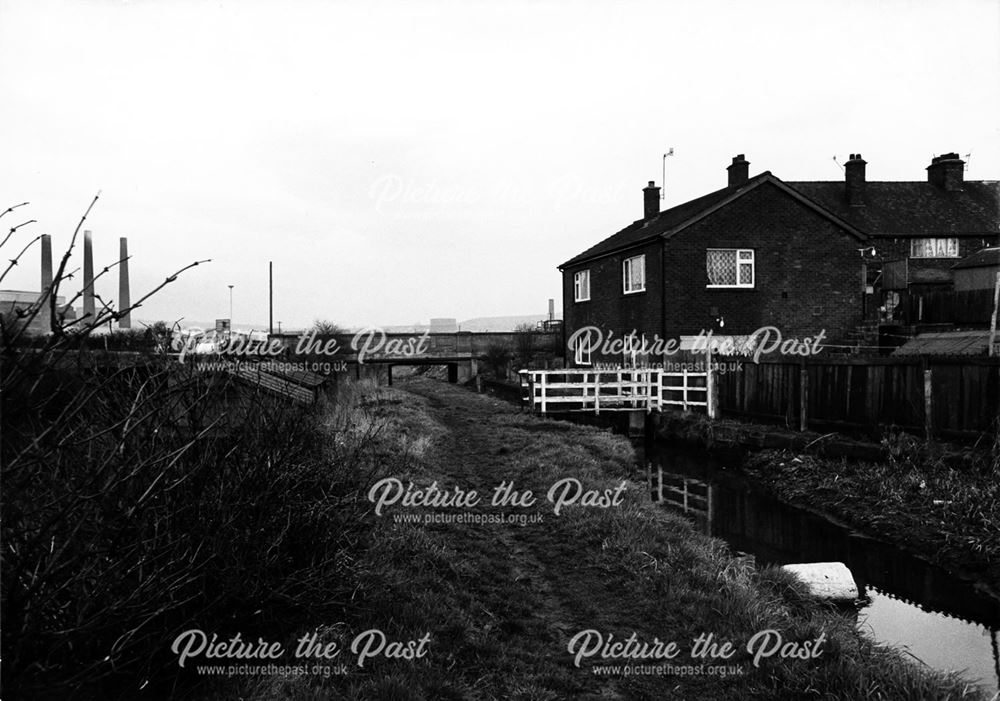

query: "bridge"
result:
(270, 330), (562, 383)
(519, 368), (716, 415)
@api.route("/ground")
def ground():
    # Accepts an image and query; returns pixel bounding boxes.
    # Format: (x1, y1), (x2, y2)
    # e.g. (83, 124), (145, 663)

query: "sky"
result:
(1, 0), (998, 330)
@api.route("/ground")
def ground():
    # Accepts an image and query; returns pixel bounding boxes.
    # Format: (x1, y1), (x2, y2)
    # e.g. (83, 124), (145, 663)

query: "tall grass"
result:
(1, 348), (398, 699)
(0, 202), (394, 699)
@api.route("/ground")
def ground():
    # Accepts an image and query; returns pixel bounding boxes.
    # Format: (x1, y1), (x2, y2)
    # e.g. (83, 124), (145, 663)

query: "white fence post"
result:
(706, 365), (717, 419)
(682, 368), (689, 410)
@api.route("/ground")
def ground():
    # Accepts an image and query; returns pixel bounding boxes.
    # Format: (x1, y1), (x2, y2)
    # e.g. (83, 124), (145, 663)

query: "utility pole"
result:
(269, 262), (274, 336)
(228, 284), (234, 337)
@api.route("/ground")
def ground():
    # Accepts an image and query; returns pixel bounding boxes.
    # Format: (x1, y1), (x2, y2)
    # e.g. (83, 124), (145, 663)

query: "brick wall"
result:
(663, 182), (864, 340)
(562, 181), (867, 365)
(562, 239), (663, 364)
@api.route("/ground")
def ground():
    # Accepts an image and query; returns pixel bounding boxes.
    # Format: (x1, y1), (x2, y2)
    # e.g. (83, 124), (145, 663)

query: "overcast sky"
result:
(2, 0), (998, 330)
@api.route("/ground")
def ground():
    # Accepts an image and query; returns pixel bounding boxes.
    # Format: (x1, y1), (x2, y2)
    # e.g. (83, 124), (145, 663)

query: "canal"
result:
(643, 443), (1000, 695)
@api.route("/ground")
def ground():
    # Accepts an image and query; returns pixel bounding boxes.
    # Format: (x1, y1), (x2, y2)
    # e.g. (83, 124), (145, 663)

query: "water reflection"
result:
(644, 444), (1000, 694)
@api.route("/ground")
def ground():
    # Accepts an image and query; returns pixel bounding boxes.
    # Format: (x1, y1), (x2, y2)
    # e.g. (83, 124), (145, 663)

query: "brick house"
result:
(559, 153), (999, 365)
(787, 153), (999, 324)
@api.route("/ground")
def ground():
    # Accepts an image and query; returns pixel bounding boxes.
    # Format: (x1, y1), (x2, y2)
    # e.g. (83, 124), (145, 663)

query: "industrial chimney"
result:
(83, 230), (95, 320)
(118, 237), (131, 329)
(39, 234), (53, 332)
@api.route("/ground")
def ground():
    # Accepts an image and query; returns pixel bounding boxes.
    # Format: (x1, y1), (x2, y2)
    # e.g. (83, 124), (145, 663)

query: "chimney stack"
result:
(927, 153), (964, 191)
(83, 230), (95, 320)
(39, 234), (53, 332)
(727, 154), (749, 187)
(643, 181), (660, 220)
(119, 237), (131, 329)
(845, 153), (867, 206)
(548, 298), (554, 322)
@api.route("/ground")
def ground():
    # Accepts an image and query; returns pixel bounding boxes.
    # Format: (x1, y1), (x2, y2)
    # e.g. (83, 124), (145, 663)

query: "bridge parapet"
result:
(270, 330), (561, 363)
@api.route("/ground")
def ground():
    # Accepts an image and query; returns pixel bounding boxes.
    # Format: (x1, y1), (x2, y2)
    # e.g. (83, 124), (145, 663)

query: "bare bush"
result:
(0, 202), (387, 699)
(484, 341), (513, 379)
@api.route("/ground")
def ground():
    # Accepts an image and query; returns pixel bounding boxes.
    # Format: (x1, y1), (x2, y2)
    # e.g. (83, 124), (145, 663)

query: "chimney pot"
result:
(927, 152), (964, 191)
(643, 181), (661, 220)
(727, 154), (749, 187)
(845, 153), (866, 206)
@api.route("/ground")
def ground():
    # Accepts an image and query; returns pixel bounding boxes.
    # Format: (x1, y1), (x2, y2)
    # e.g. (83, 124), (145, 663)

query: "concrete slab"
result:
(782, 562), (859, 601)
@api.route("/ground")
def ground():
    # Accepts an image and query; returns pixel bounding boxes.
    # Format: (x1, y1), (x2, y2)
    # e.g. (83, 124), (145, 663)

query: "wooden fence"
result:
(716, 356), (1000, 438)
(899, 288), (995, 325)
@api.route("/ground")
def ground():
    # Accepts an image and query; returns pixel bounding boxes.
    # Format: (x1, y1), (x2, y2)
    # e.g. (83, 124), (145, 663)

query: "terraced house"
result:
(559, 153), (999, 365)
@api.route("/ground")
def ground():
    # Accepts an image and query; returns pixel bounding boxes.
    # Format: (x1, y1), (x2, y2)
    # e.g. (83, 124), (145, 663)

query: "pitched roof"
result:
(952, 246), (999, 270)
(785, 181), (1000, 237)
(559, 179), (747, 268)
(560, 173), (868, 268)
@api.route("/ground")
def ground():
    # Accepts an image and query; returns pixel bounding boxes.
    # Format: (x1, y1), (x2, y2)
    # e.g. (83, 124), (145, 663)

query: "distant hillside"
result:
(139, 314), (562, 336)
(379, 315), (562, 334)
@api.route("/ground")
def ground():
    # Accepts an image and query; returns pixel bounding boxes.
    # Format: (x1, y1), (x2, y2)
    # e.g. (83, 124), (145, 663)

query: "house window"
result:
(623, 255), (645, 294)
(623, 333), (643, 367)
(574, 340), (592, 366)
(574, 270), (590, 301)
(910, 238), (959, 258)
(707, 249), (755, 288)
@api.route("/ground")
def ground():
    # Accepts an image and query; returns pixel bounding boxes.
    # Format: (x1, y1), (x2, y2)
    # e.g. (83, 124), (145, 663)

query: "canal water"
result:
(643, 443), (1000, 695)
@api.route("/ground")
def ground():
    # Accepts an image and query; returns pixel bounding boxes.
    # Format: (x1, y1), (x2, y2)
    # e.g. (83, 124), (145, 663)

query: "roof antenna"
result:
(832, 155), (844, 173)
(964, 152), (972, 171)
(661, 148), (674, 200)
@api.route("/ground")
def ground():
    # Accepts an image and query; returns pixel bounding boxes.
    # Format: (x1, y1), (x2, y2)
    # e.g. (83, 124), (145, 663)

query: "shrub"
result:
(484, 341), (513, 379)
(0, 202), (385, 698)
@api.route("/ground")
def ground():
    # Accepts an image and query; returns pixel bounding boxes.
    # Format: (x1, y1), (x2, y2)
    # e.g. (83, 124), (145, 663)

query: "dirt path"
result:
(250, 376), (985, 700)
(392, 377), (680, 698)
(405, 380), (616, 697)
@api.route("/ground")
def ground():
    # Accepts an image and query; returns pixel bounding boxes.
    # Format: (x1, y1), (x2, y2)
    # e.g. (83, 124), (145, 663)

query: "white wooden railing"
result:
(519, 368), (715, 416)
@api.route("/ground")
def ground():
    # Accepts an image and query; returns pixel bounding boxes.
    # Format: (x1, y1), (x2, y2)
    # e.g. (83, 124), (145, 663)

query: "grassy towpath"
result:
(248, 376), (985, 701)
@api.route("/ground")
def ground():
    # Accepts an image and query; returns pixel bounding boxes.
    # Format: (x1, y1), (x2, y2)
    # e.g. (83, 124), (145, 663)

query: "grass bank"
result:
(742, 428), (1000, 594)
(238, 377), (986, 700)
(654, 409), (1000, 594)
(1, 345), (394, 699)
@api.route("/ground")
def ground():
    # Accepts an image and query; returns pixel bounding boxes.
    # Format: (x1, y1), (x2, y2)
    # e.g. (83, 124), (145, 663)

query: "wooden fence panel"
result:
(929, 361), (1000, 434)
(902, 288), (995, 325)
(717, 357), (996, 437)
(717, 362), (800, 427)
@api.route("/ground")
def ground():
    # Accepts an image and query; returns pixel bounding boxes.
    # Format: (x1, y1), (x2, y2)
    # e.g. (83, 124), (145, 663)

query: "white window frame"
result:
(573, 270), (591, 302)
(622, 254), (646, 294)
(622, 333), (643, 368)
(706, 248), (755, 289)
(574, 340), (592, 366)
(910, 238), (959, 259)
